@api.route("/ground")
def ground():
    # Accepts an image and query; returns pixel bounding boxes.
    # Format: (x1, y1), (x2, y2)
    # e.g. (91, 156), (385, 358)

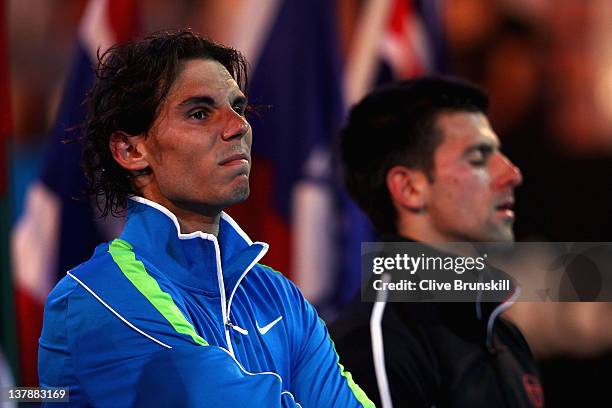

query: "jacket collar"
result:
(380, 234), (519, 349)
(119, 196), (268, 294)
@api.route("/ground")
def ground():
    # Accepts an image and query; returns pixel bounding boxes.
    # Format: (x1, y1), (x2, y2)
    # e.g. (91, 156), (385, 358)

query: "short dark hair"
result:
(340, 76), (489, 234)
(82, 29), (249, 217)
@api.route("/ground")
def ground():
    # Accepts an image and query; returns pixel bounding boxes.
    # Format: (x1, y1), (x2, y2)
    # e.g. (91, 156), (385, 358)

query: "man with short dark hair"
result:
(331, 77), (543, 407)
(38, 30), (373, 408)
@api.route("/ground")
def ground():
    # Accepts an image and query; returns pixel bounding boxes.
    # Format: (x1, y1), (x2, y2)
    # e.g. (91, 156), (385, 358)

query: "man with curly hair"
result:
(38, 30), (373, 408)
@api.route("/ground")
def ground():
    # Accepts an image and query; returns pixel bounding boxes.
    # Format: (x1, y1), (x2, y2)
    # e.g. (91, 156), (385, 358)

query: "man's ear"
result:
(109, 131), (150, 172)
(386, 165), (430, 212)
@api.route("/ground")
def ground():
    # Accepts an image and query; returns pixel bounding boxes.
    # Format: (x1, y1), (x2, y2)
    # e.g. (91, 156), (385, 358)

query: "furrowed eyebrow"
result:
(177, 96), (216, 108)
(177, 94), (248, 109)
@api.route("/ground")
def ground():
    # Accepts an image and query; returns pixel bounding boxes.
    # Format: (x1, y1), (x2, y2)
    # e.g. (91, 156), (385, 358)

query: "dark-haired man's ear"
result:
(386, 165), (429, 213)
(109, 131), (150, 173)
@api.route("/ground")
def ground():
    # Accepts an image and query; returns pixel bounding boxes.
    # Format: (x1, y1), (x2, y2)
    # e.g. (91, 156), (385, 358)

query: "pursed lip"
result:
(218, 153), (250, 166)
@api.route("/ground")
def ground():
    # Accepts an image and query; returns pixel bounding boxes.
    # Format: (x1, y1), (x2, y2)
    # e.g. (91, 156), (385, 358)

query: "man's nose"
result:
(221, 109), (250, 141)
(496, 154), (523, 188)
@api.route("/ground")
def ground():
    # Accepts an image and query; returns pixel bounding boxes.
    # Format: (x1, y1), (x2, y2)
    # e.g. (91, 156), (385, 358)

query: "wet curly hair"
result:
(82, 29), (248, 217)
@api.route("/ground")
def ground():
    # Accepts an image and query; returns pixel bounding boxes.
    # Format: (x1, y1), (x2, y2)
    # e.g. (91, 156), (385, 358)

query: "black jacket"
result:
(330, 239), (543, 408)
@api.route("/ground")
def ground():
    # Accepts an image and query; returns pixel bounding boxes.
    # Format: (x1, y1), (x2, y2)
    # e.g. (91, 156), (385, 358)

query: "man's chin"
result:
(226, 183), (250, 206)
(488, 227), (515, 243)
(468, 223), (515, 243)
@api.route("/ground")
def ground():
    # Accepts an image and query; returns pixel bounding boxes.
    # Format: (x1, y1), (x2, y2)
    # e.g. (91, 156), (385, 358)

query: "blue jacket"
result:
(39, 197), (374, 407)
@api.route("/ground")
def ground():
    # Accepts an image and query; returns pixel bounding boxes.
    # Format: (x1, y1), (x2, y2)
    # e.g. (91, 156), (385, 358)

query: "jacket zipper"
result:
(212, 238), (269, 358)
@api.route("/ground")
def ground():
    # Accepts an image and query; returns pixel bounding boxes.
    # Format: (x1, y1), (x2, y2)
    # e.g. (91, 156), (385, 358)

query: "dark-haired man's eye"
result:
(233, 105), (247, 116)
(190, 110), (208, 120)
(468, 153), (486, 166)
(468, 146), (494, 166)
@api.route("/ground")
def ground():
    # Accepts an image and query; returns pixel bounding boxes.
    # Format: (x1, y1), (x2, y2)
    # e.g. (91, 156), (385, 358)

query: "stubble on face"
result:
(134, 59), (253, 231)
(423, 111), (521, 243)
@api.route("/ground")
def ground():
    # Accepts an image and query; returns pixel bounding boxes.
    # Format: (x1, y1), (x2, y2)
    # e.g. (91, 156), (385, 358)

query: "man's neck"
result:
(397, 217), (449, 244)
(396, 220), (478, 257)
(174, 209), (221, 236)
(139, 193), (221, 236)
(135, 178), (223, 236)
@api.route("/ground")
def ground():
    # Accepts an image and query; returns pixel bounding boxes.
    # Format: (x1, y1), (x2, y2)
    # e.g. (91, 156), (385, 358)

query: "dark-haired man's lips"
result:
(495, 198), (515, 220)
(219, 153), (249, 166)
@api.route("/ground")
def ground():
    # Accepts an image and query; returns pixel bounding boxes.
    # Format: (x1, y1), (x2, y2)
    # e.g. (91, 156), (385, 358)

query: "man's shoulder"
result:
(496, 316), (537, 360)
(44, 239), (160, 329)
(245, 263), (318, 324)
(330, 298), (439, 407)
(329, 296), (373, 338)
(331, 298), (433, 358)
(251, 262), (285, 277)
(249, 263), (300, 294)
(67, 241), (116, 279)
(43, 273), (81, 317)
(40, 243), (125, 352)
(45, 242), (113, 306)
(331, 296), (434, 341)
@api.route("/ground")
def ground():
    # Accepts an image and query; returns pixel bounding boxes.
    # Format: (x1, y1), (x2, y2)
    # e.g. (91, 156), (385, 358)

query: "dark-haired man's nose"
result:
(496, 154), (523, 189)
(222, 110), (250, 141)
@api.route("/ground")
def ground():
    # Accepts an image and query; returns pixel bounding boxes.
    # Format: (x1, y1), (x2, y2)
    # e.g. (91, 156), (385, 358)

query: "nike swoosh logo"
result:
(256, 316), (283, 335)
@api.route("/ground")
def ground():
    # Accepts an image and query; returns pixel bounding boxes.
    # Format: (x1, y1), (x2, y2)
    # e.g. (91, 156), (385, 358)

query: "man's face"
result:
(140, 58), (252, 214)
(425, 111), (522, 242)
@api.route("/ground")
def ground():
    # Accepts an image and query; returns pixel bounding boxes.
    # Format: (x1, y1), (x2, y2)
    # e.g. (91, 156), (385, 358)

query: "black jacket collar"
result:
(379, 234), (518, 347)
